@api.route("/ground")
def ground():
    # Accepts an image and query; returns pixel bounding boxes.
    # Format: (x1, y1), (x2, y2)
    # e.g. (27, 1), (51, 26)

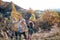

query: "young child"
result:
(28, 21), (34, 40)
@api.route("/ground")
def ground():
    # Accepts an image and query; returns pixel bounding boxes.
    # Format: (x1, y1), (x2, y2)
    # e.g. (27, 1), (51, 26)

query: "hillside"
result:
(0, 1), (27, 18)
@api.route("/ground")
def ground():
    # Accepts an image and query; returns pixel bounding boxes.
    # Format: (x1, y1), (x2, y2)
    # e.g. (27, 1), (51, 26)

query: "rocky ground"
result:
(0, 24), (60, 40)
(31, 24), (60, 40)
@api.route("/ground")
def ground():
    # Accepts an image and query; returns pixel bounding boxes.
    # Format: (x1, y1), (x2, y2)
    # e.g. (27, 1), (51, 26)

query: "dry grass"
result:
(31, 27), (60, 40)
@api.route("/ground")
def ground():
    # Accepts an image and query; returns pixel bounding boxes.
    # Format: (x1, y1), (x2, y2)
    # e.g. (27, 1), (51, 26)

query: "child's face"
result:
(12, 18), (15, 20)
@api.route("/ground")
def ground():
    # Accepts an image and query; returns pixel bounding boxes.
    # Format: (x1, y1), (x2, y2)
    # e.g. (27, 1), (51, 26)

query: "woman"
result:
(19, 18), (28, 40)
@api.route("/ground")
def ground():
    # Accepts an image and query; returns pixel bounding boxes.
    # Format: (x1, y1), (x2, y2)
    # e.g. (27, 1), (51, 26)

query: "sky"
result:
(2, 0), (60, 10)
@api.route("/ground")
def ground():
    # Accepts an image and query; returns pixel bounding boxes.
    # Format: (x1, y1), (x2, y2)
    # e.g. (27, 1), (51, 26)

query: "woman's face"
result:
(19, 16), (22, 20)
